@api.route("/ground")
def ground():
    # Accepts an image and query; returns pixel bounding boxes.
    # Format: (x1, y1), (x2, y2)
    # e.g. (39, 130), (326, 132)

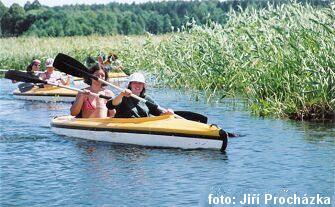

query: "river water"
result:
(0, 78), (334, 206)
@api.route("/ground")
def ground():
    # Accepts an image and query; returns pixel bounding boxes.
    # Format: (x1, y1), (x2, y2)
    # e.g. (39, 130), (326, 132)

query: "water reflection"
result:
(287, 120), (335, 144)
(74, 139), (229, 162)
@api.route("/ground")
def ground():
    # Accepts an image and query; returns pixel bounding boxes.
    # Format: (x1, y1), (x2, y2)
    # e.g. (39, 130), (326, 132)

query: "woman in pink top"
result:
(70, 64), (116, 118)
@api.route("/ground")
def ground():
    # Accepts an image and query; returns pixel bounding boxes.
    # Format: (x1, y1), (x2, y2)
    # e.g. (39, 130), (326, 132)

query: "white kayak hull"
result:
(51, 127), (224, 149)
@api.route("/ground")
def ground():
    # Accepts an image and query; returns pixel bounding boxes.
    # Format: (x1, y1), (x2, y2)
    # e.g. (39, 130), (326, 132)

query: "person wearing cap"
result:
(40, 58), (70, 86)
(106, 72), (174, 118)
(71, 64), (116, 118)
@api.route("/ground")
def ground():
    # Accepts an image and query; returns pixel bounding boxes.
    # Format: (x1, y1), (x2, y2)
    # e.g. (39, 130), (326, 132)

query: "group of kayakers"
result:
(24, 58), (70, 86)
(17, 54), (174, 119)
(16, 58), (69, 92)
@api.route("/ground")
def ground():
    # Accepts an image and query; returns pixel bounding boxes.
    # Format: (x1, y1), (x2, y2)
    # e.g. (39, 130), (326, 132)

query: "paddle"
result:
(174, 111), (208, 124)
(4, 70), (111, 100)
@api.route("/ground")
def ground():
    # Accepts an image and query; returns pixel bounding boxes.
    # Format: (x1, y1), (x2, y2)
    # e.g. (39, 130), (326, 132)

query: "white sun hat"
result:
(128, 72), (146, 84)
(45, 58), (54, 68)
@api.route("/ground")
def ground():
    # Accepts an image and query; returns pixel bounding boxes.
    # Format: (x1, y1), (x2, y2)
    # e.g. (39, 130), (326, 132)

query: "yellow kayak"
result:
(13, 86), (77, 102)
(73, 71), (128, 82)
(108, 71), (128, 78)
(51, 115), (228, 150)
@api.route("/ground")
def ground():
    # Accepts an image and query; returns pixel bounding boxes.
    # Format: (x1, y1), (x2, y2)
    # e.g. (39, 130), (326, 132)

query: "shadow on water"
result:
(60, 136), (230, 161)
(287, 120), (335, 144)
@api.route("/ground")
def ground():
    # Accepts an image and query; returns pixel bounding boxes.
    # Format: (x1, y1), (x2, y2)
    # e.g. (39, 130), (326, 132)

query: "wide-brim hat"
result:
(128, 72), (145, 84)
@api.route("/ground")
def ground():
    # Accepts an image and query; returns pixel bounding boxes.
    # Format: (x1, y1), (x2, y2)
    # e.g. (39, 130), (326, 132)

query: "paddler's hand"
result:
(162, 108), (174, 115)
(121, 89), (132, 97)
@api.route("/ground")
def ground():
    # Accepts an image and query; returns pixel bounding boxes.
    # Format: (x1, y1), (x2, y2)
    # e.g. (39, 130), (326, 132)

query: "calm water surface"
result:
(0, 79), (334, 206)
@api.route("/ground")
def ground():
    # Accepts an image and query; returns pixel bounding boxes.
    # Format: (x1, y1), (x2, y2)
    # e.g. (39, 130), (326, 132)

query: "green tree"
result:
(170, 13), (180, 30)
(162, 14), (172, 33)
(105, 12), (118, 34)
(24, 0), (41, 11)
(0, 1), (7, 17)
(0, 1), (8, 36)
(146, 12), (162, 34)
(1, 3), (25, 36)
(121, 12), (132, 35)
(64, 18), (78, 36)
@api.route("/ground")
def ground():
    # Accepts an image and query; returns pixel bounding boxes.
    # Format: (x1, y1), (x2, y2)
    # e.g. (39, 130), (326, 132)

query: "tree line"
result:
(0, 0), (331, 37)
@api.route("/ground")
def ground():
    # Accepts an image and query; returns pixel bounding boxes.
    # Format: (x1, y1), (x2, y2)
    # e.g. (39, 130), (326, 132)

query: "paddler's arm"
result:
(39, 73), (46, 81)
(145, 95), (174, 116)
(105, 90), (116, 118)
(59, 75), (70, 86)
(70, 89), (89, 116)
(107, 89), (132, 107)
(161, 108), (174, 115)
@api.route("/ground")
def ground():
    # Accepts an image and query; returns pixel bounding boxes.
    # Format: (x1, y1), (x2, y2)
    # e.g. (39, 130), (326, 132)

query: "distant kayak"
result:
(51, 115), (228, 150)
(73, 71), (128, 83)
(13, 86), (77, 102)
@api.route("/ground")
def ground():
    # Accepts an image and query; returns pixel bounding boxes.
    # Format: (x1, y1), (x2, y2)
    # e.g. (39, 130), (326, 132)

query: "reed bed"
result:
(0, 2), (333, 121)
(120, 2), (335, 121)
(0, 34), (166, 71)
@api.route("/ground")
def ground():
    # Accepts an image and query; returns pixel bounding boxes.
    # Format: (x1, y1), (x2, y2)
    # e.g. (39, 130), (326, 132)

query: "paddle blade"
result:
(4, 70), (46, 84)
(174, 111), (208, 124)
(54, 53), (89, 78)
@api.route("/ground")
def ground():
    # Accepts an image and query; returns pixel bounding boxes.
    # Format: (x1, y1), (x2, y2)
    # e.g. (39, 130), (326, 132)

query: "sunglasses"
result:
(34, 64), (41, 66)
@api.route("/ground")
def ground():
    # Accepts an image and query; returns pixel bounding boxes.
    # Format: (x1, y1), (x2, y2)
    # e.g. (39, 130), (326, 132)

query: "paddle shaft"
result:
(45, 82), (111, 100)
(98, 78), (155, 105)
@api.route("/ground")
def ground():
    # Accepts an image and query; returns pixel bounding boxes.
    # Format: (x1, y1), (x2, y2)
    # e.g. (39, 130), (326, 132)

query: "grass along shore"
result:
(1, 2), (334, 121)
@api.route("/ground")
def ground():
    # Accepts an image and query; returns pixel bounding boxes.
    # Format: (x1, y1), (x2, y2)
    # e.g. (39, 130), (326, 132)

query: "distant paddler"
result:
(103, 52), (124, 72)
(14, 59), (41, 92)
(40, 58), (71, 86)
(26, 59), (42, 75)
(102, 52), (128, 84)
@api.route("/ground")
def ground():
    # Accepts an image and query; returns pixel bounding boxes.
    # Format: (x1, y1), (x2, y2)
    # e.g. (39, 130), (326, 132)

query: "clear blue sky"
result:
(2, 0), (167, 7)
